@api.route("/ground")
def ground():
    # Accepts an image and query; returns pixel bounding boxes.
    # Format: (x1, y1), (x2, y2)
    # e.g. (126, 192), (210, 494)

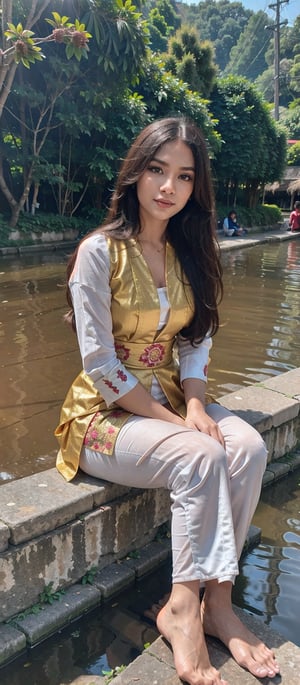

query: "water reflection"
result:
(0, 240), (300, 482)
(234, 470), (300, 645)
(210, 241), (300, 394)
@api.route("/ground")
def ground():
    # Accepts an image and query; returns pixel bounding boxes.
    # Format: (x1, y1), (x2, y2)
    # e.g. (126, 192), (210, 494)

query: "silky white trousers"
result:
(80, 404), (267, 585)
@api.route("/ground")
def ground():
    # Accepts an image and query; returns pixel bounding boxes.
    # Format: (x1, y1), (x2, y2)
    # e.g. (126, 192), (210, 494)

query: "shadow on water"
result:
(1, 471), (299, 684)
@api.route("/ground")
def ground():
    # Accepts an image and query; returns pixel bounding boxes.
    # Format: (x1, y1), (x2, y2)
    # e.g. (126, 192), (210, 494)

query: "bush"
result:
(16, 212), (97, 236)
(0, 212), (102, 247)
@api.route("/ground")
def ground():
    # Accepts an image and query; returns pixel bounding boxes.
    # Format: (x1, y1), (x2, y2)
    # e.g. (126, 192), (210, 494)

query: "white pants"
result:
(80, 404), (267, 585)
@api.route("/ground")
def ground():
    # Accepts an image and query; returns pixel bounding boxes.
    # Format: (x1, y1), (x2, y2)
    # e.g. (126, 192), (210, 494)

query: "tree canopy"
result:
(0, 0), (292, 236)
(210, 77), (287, 206)
(163, 25), (217, 96)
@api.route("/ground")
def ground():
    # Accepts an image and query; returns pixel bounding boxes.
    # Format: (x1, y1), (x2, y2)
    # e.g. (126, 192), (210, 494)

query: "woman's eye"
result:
(180, 174), (193, 182)
(148, 165), (162, 174)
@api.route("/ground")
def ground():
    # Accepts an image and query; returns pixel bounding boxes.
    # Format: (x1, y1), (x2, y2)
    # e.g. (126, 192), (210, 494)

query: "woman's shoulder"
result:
(70, 231), (110, 282)
(79, 230), (107, 251)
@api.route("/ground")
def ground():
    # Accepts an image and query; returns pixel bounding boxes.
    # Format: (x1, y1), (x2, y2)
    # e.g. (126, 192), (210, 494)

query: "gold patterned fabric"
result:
(55, 237), (195, 481)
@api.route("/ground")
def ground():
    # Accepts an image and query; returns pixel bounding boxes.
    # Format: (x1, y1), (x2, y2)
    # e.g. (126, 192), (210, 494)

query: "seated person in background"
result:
(223, 210), (246, 236)
(288, 201), (300, 232)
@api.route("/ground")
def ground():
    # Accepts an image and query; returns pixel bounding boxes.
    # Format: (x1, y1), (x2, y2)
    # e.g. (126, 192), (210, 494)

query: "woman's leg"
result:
(81, 415), (238, 583)
(201, 580), (280, 679)
(80, 412), (279, 682)
(205, 403), (267, 557)
(80, 416), (234, 685)
(202, 405), (279, 678)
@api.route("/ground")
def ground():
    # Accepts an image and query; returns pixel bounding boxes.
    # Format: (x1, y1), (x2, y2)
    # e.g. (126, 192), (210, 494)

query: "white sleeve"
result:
(177, 333), (212, 383)
(69, 233), (138, 407)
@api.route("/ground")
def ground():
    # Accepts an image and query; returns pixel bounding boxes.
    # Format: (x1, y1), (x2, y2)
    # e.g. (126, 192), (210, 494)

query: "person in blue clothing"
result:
(223, 210), (246, 236)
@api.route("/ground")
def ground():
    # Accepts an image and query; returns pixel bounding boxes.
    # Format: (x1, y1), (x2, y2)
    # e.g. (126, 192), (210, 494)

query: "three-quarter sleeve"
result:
(69, 234), (138, 406)
(177, 333), (212, 384)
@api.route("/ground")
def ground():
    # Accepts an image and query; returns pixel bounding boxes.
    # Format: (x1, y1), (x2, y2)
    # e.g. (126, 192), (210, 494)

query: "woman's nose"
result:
(160, 176), (175, 193)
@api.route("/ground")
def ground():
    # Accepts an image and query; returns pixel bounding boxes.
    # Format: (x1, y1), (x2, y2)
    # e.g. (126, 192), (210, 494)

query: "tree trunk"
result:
(0, 151), (35, 227)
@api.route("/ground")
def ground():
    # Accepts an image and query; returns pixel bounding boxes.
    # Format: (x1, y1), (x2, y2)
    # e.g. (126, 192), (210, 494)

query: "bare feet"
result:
(156, 583), (228, 685)
(201, 588), (280, 680)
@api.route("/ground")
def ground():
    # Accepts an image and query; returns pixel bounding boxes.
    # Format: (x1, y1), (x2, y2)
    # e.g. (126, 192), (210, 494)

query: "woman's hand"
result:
(184, 408), (224, 446)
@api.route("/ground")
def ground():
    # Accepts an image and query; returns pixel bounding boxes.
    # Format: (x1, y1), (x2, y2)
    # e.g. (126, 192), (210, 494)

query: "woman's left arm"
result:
(182, 378), (224, 446)
(178, 335), (224, 445)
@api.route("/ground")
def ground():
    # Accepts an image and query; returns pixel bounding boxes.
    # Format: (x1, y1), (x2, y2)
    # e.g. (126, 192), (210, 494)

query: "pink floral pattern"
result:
(139, 343), (165, 367)
(103, 379), (119, 394)
(117, 369), (127, 382)
(84, 412), (116, 451)
(115, 343), (130, 362)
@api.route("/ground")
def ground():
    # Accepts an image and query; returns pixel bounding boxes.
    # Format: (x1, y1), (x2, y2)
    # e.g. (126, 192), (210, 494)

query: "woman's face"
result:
(136, 139), (195, 228)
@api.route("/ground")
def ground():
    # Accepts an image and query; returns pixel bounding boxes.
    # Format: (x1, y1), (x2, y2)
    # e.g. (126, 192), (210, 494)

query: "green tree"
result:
(225, 11), (272, 80)
(43, 90), (148, 216)
(0, 0), (148, 227)
(210, 76), (287, 207)
(256, 16), (300, 108)
(143, 0), (180, 53)
(178, 0), (252, 72)
(287, 142), (300, 165)
(82, 0), (148, 84)
(164, 26), (217, 96)
(148, 7), (169, 51)
(155, 0), (180, 31)
(281, 105), (300, 140)
(0, 0), (91, 226)
(136, 54), (220, 152)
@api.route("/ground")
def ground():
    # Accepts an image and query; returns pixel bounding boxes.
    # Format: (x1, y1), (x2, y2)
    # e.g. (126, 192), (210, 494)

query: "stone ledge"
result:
(0, 624), (26, 667)
(93, 563), (136, 599)
(122, 538), (171, 578)
(110, 606), (300, 685)
(13, 584), (101, 647)
(0, 469), (133, 546)
(263, 367), (300, 398)
(0, 521), (9, 553)
(219, 384), (299, 432)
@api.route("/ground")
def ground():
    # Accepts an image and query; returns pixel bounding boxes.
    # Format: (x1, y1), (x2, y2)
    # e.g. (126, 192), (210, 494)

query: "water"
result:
(1, 239), (299, 483)
(0, 470), (299, 684)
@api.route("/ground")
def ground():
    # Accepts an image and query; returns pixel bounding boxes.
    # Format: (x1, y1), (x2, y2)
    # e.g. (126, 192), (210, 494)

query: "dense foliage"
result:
(1, 0), (298, 240)
(210, 77), (287, 207)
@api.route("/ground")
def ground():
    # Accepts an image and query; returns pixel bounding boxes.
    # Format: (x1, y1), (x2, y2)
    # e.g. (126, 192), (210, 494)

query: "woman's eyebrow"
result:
(151, 155), (195, 171)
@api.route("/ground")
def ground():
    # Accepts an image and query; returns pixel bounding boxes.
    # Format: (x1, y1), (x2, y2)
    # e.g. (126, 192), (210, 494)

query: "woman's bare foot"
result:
(201, 583), (280, 680)
(156, 582), (228, 685)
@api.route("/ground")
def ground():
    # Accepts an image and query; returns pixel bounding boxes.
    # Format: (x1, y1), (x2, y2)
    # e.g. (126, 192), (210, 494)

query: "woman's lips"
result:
(154, 198), (175, 208)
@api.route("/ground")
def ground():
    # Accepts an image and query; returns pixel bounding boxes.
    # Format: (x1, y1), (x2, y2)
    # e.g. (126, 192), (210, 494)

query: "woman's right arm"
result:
(70, 234), (184, 426)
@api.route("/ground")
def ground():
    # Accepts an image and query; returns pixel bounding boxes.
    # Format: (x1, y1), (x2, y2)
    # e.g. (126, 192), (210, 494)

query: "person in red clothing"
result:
(289, 201), (300, 232)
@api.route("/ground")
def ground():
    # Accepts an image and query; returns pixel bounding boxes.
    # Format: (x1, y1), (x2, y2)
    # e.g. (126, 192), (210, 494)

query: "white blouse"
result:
(69, 233), (212, 407)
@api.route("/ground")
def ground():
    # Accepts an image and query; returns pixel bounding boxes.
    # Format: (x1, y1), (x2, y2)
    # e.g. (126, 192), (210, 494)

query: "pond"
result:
(1, 239), (299, 482)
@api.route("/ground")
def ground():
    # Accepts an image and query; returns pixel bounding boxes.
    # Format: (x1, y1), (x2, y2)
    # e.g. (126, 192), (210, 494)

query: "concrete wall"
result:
(0, 368), (300, 624)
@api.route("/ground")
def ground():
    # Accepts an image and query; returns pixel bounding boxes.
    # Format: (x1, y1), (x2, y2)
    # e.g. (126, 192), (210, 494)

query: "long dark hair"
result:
(66, 116), (223, 343)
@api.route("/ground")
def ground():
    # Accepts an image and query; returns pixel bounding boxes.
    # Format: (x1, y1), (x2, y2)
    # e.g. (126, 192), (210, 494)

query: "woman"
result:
(223, 210), (244, 237)
(288, 200), (300, 232)
(55, 117), (280, 685)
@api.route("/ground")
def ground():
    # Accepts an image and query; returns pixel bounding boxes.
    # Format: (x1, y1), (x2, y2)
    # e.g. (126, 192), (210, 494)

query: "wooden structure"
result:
(264, 166), (300, 209)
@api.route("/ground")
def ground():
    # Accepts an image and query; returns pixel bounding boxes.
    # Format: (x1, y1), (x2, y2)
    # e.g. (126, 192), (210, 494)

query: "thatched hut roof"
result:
(265, 167), (300, 193)
(287, 178), (300, 194)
